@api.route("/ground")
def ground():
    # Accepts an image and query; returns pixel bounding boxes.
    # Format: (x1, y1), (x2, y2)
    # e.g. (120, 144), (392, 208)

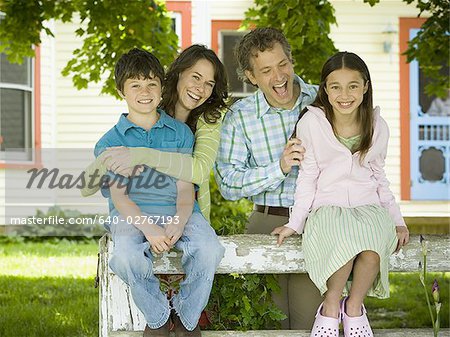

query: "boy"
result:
(95, 48), (224, 337)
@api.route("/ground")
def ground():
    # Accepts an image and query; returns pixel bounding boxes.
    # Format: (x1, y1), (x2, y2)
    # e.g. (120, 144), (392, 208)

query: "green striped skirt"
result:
(303, 205), (398, 299)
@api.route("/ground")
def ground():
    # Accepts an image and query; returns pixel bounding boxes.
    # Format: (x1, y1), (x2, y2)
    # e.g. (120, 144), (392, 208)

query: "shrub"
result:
(207, 174), (286, 330)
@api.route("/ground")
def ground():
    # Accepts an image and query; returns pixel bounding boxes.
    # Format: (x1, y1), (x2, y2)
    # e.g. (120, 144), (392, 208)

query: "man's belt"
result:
(254, 204), (290, 217)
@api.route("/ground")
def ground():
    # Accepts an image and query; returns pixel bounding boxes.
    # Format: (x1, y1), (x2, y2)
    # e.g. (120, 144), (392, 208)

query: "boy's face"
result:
(119, 75), (162, 116)
(244, 42), (297, 110)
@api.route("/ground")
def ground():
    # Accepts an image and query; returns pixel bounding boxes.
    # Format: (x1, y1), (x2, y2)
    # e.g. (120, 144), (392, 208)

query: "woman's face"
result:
(175, 58), (216, 114)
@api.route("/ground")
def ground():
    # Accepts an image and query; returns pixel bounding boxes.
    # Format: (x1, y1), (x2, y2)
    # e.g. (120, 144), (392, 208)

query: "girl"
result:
(272, 52), (409, 337)
(81, 44), (229, 221)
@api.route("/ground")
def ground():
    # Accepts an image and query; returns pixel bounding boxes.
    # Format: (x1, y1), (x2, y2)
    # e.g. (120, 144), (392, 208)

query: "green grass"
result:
(0, 239), (448, 337)
(366, 273), (449, 328)
(0, 240), (98, 337)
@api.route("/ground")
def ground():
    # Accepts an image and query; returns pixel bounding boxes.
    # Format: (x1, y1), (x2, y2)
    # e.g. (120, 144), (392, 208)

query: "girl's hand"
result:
(395, 226), (410, 253)
(271, 225), (297, 246)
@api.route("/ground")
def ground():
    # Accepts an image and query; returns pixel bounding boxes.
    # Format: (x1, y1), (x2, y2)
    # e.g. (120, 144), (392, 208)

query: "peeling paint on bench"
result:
(103, 234), (450, 274)
(99, 234), (449, 336)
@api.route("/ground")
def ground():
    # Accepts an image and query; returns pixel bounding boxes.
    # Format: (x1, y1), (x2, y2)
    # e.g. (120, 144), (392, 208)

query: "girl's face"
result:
(325, 68), (368, 118)
(175, 58), (216, 114)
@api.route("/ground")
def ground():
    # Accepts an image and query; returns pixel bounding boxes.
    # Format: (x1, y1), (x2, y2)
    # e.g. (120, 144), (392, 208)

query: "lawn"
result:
(0, 239), (98, 337)
(0, 239), (448, 337)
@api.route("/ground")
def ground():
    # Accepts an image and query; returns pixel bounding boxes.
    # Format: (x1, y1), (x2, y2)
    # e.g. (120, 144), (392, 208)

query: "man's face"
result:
(245, 42), (297, 110)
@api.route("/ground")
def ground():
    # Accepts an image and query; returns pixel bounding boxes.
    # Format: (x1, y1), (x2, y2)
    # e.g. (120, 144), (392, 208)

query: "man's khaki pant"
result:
(247, 210), (323, 330)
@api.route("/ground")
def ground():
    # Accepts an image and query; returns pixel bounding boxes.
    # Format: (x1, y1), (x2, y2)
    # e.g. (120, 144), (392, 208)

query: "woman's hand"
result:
(271, 225), (297, 246)
(395, 226), (410, 253)
(102, 146), (143, 177)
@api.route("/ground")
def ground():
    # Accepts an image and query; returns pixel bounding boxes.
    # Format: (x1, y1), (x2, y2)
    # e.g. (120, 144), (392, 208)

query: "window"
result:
(0, 43), (33, 162)
(170, 12), (182, 49)
(211, 20), (257, 101)
(219, 31), (256, 101)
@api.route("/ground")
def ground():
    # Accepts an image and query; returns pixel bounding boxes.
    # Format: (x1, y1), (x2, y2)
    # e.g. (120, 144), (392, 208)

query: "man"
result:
(214, 27), (322, 329)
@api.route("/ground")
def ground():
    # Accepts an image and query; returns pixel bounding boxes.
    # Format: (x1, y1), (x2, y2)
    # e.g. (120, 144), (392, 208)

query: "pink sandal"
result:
(309, 302), (340, 337)
(341, 297), (374, 337)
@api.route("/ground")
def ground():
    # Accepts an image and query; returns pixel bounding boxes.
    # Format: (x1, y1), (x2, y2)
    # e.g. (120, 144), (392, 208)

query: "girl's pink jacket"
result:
(286, 106), (406, 234)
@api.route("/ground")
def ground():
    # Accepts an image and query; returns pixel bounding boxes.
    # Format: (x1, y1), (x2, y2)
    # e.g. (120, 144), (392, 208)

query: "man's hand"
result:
(395, 226), (410, 253)
(271, 225), (297, 246)
(165, 220), (185, 246)
(102, 146), (144, 177)
(142, 224), (172, 254)
(280, 138), (305, 174)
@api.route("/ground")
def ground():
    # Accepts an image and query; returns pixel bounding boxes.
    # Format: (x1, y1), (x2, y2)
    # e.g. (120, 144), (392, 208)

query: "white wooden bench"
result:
(99, 234), (450, 337)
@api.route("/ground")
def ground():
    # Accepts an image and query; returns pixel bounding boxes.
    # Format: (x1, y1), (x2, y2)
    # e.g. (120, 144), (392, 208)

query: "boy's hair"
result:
(234, 27), (292, 85)
(161, 44), (229, 133)
(294, 51), (374, 161)
(115, 48), (165, 95)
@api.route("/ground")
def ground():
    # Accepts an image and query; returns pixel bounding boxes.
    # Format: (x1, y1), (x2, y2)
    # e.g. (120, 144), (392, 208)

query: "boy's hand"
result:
(142, 224), (172, 254)
(165, 220), (186, 246)
(395, 226), (410, 253)
(271, 225), (296, 246)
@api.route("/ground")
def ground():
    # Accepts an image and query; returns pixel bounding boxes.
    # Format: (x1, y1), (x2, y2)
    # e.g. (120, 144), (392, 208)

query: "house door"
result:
(409, 29), (450, 200)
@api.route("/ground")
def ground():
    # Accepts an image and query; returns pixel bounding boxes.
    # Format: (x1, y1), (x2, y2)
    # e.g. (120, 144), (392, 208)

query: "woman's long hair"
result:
(161, 44), (229, 132)
(293, 52), (374, 161)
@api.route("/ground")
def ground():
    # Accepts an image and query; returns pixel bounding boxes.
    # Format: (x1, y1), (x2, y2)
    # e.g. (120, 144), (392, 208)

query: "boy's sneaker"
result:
(172, 311), (201, 337)
(143, 319), (170, 337)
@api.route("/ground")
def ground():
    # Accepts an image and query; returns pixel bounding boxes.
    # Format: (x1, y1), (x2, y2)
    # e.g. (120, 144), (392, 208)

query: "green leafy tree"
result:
(242, 0), (338, 84)
(366, 0), (449, 98)
(0, 0), (178, 97)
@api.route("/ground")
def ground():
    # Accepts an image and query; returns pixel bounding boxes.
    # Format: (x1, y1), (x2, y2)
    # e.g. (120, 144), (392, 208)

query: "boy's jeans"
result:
(107, 212), (225, 331)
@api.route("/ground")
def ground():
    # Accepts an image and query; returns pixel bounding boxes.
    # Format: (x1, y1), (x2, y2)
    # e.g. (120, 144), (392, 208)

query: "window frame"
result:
(0, 57), (34, 162)
(0, 35), (40, 168)
(166, 1), (192, 49)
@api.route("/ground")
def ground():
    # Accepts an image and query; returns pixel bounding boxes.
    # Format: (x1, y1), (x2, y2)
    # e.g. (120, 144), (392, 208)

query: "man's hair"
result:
(234, 27), (292, 84)
(115, 48), (164, 94)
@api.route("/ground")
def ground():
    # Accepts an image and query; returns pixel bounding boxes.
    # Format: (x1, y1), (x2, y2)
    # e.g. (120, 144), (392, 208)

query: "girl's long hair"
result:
(161, 44), (229, 133)
(293, 52), (374, 161)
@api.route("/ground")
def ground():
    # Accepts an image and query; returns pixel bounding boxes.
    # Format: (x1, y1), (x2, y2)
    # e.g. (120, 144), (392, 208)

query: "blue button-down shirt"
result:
(94, 109), (196, 216)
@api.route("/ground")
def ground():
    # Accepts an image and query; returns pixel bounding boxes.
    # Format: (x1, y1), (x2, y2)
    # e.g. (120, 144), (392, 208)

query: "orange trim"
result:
(0, 162), (43, 170)
(0, 46), (42, 169)
(34, 46), (42, 151)
(166, 1), (192, 49)
(211, 20), (242, 54)
(399, 17), (426, 200)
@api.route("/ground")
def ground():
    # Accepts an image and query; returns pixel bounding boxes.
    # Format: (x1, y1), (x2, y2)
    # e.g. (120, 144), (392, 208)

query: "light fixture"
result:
(382, 23), (397, 54)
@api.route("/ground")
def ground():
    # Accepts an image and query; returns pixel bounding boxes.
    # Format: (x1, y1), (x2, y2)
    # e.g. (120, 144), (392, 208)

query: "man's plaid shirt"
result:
(214, 75), (318, 207)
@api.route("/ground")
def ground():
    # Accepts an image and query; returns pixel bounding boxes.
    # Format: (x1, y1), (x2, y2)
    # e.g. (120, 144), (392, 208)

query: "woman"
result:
(82, 44), (229, 221)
